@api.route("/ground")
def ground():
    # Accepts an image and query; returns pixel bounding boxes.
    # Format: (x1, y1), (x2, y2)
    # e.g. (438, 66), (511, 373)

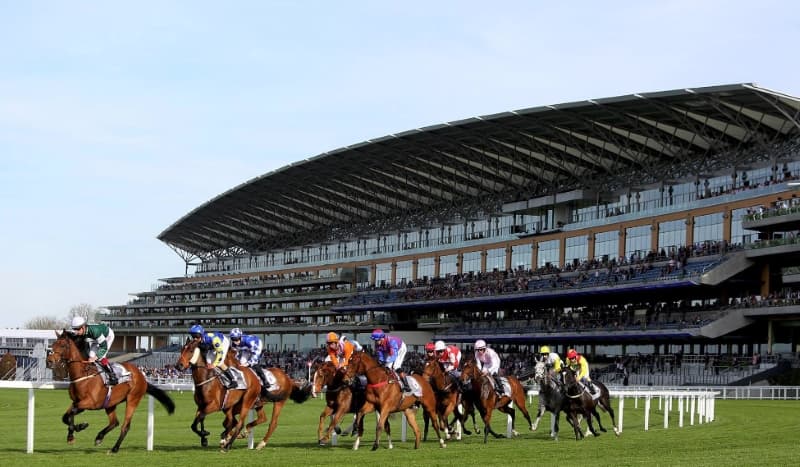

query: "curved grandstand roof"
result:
(159, 83), (800, 258)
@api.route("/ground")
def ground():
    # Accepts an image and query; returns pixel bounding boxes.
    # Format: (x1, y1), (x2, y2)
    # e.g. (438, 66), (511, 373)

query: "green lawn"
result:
(0, 388), (795, 467)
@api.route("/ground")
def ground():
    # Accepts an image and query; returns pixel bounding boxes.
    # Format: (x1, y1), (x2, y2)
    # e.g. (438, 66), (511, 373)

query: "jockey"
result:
(325, 332), (357, 370)
(70, 316), (117, 385)
(424, 342), (436, 361)
(474, 339), (503, 395)
(370, 329), (411, 393)
(539, 345), (563, 373)
(189, 324), (237, 389)
(434, 340), (461, 379)
(566, 349), (595, 394)
(229, 328), (268, 389)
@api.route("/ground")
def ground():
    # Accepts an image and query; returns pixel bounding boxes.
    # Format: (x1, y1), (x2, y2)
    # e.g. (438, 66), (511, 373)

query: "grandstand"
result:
(104, 83), (800, 386)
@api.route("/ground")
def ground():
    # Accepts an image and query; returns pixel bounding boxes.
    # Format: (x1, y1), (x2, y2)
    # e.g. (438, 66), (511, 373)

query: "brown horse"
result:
(0, 352), (16, 380)
(344, 351), (445, 450)
(311, 360), (391, 445)
(561, 367), (619, 440)
(175, 337), (262, 450)
(46, 330), (175, 453)
(421, 359), (462, 441)
(459, 359), (534, 443)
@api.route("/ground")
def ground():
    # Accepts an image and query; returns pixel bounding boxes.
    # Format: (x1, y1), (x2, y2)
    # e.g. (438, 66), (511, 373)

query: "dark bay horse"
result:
(344, 351), (446, 450)
(46, 330), (175, 453)
(312, 360), (390, 445)
(459, 359), (534, 443)
(561, 367), (619, 440)
(421, 359), (462, 441)
(175, 337), (263, 450)
(531, 361), (568, 439)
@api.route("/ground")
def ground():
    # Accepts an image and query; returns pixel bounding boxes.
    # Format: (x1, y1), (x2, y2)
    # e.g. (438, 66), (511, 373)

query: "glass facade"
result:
(537, 239), (559, 268)
(625, 225), (651, 260)
(565, 235), (588, 267)
(511, 243), (532, 271)
(462, 251), (481, 274)
(594, 230), (619, 262)
(693, 212), (724, 245)
(658, 219), (687, 255)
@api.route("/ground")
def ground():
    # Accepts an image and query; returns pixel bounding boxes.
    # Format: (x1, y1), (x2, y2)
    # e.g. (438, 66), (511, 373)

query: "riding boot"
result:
(223, 368), (238, 389)
(494, 376), (504, 396)
(587, 382), (596, 395)
(103, 363), (118, 385)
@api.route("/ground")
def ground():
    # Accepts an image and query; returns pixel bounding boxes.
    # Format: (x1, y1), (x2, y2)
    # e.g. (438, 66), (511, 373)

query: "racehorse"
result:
(46, 330), (175, 453)
(459, 359), (534, 443)
(0, 352), (16, 380)
(421, 359), (462, 441)
(311, 360), (390, 445)
(175, 337), (262, 450)
(561, 367), (619, 440)
(344, 351), (446, 450)
(531, 361), (569, 439)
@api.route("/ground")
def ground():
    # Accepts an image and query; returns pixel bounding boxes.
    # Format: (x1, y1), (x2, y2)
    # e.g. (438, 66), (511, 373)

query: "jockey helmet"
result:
(474, 339), (486, 350)
(370, 329), (385, 340)
(540, 345), (551, 354)
(71, 316), (86, 329)
(229, 328), (242, 339)
(425, 342), (435, 352)
(189, 324), (205, 336)
(326, 332), (339, 344)
(567, 349), (578, 360)
(434, 340), (446, 352)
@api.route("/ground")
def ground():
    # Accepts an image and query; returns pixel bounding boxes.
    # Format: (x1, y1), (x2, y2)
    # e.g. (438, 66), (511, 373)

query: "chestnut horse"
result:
(311, 360), (391, 445)
(46, 330), (175, 453)
(421, 359), (461, 441)
(344, 351), (446, 450)
(561, 367), (619, 440)
(175, 337), (262, 450)
(459, 359), (534, 443)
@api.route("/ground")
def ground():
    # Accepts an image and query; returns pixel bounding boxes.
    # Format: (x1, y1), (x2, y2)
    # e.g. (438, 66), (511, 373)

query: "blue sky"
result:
(1, 1), (798, 328)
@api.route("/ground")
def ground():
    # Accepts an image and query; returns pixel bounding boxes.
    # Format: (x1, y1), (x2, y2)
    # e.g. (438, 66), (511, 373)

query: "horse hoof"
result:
(95, 438), (103, 446)
(201, 438), (208, 447)
(334, 427), (342, 435)
(67, 438), (75, 445)
(256, 441), (267, 450)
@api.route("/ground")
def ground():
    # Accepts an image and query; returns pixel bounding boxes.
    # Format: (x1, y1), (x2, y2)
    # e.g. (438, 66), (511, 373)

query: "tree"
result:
(24, 315), (66, 329)
(68, 303), (97, 323)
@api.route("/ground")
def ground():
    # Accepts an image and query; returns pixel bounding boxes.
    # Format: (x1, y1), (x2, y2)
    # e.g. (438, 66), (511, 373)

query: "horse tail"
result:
(146, 382), (176, 415)
(290, 379), (312, 404)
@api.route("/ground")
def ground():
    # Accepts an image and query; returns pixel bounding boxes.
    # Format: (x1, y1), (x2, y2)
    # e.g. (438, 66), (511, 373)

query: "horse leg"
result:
(62, 404), (87, 444)
(351, 402), (372, 451)
(551, 411), (560, 440)
(497, 404), (518, 437)
(191, 410), (210, 447)
(94, 406), (120, 447)
(371, 409), (389, 451)
(599, 396), (620, 436)
(532, 402), (545, 431)
(422, 409), (430, 441)
(512, 389), (534, 431)
(317, 405), (334, 445)
(256, 400), (285, 450)
(591, 406), (606, 433)
(108, 397), (142, 454)
(404, 407), (424, 449)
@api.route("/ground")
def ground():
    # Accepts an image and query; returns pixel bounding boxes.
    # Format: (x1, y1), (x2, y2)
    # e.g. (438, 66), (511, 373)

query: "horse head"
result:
(561, 367), (582, 397)
(533, 361), (546, 383)
(312, 361), (337, 397)
(47, 329), (84, 369)
(422, 359), (445, 388)
(175, 337), (202, 371)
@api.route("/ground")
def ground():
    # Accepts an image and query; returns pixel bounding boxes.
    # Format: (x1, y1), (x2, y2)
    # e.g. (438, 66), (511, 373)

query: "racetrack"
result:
(0, 389), (794, 466)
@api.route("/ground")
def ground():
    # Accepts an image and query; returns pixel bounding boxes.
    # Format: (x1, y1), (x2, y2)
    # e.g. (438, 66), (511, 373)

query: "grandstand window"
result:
(565, 235), (588, 266)
(625, 225), (651, 260)
(462, 251), (481, 274)
(376, 262), (392, 287)
(404, 231), (419, 250)
(537, 239), (559, 268)
(396, 260), (412, 284)
(693, 212), (724, 244)
(731, 207), (759, 246)
(472, 219), (489, 239)
(511, 243), (532, 270)
(658, 219), (686, 253)
(451, 223), (465, 243)
(486, 247), (505, 272)
(594, 230), (618, 262)
(418, 257), (435, 280)
(439, 254), (457, 277)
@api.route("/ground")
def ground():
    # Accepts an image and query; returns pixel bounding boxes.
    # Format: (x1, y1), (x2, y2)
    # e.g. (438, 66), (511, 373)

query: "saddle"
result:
(94, 362), (131, 386)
